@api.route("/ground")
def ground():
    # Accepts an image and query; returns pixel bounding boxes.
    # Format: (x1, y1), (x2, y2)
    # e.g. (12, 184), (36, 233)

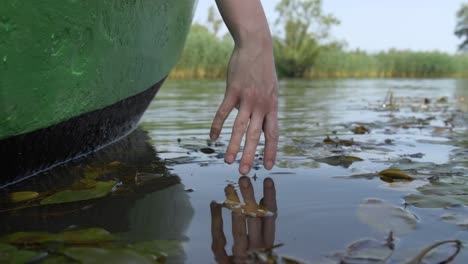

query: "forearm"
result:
(215, 0), (272, 49)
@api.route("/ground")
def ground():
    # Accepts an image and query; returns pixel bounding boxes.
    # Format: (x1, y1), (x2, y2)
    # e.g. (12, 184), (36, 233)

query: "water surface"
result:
(1, 79), (467, 263)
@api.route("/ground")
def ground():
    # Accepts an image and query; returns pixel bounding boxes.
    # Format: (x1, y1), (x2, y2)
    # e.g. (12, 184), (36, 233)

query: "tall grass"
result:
(308, 49), (468, 78)
(169, 24), (233, 79)
(171, 25), (468, 79)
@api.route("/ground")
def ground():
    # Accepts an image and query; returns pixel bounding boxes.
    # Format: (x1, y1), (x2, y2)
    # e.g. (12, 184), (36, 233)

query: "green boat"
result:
(0, 0), (197, 186)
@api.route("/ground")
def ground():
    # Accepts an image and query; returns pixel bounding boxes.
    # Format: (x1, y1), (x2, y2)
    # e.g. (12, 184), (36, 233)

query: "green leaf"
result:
(0, 244), (46, 263)
(404, 194), (468, 208)
(63, 247), (155, 264)
(132, 240), (182, 257)
(40, 181), (117, 205)
(315, 155), (363, 168)
(2, 228), (118, 245)
(8, 191), (40, 203)
(378, 169), (413, 182)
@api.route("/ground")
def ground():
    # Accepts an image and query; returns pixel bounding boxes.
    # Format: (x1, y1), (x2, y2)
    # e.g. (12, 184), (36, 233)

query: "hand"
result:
(210, 43), (279, 175)
(210, 176), (277, 264)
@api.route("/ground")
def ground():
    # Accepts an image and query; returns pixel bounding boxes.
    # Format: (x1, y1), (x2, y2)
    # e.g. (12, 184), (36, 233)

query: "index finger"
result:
(211, 97), (236, 140)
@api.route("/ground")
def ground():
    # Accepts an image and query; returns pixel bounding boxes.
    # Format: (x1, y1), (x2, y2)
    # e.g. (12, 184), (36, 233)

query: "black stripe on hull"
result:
(0, 78), (165, 187)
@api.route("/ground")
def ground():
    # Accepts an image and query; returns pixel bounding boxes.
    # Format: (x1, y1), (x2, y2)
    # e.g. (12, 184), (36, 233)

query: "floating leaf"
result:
(352, 125), (369, 134)
(323, 136), (355, 146)
(440, 213), (468, 228)
(417, 181), (468, 196)
(223, 200), (273, 217)
(2, 228), (118, 245)
(339, 233), (395, 264)
(357, 199), (418, 235)
(132, 240), (182, 257)
(404, 194), (468, 208)
(40, 181), (116, 205)
(315, 155), (363, 168)
(378, 169), (413, 182)
(63, 247), (155, 264)
(0, 249), (42, 264)
(199, 147), (215, 154)
(8, 191), (39, 203)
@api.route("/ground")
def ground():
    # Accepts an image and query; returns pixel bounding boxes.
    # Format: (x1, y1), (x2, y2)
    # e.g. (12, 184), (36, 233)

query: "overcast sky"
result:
(193, 0), (466, 54)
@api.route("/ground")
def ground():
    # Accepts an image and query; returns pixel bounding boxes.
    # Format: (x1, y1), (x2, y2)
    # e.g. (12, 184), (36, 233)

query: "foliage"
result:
(170, 2), (468, 79)
(170, 24), (233, 79)
(207, 5), (223, 36)
(455, 3), (468, 52)
(273, 0), (340, 77)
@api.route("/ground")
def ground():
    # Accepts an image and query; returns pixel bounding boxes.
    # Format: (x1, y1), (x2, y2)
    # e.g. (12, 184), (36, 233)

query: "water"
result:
(1, 79), (467, 263)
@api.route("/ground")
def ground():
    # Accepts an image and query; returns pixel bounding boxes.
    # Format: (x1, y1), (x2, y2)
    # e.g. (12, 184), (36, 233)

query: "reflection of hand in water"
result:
(210, 176), (277, 264)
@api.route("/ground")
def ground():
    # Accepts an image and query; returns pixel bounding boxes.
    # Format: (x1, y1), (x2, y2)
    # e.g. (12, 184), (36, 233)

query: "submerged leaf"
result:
(340, 234), (395, 264)
(357, 199), (418, 235)
(8, 191), (39, 203)
(40, 181), (116, 205)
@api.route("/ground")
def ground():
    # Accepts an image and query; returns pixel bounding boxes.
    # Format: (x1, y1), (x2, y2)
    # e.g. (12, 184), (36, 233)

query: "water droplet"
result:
(2, 55), (6, 63)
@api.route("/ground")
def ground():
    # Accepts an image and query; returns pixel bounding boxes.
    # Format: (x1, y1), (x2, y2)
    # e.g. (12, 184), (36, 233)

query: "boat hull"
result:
(0, 0), (196, 185)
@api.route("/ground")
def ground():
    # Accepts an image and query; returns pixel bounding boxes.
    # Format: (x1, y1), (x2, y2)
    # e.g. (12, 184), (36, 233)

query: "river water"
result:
(1, 79), (467, 263)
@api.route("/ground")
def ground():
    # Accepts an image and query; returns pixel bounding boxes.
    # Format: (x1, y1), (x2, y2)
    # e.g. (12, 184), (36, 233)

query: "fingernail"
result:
(240, 165), (249, 174)
(240, 176), (250, 188)
(265, 161), (274, 170)
(264, 177), (274, 188)
(225, 154), (234, 164)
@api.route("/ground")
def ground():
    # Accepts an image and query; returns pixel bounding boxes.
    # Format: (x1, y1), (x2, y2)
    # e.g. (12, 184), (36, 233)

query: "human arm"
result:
(210, 0), (279, 175)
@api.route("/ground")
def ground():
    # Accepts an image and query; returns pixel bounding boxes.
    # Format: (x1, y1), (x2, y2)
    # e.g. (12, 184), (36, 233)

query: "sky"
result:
(193, 0), (466, 54)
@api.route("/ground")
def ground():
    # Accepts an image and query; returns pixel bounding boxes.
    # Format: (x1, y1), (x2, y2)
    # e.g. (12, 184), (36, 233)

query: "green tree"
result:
(273, 0), (340, 77)
(207, 5), (223, 36)
(455, 3), (468, 52)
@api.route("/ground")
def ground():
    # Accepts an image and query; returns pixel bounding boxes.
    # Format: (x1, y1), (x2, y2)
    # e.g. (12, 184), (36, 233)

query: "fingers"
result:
(211, 97), (237, 140)
(210, 201), (229, 263)
(261, 177), (277, 213)
(262, 111), (279, 170)
(239, 112), (263, 174)
(225, 109), (250, 164)
(260, 178), (277, 248)
(231, 211), (248, 261)
(238, 176), (263, 249)
(239, 176), (258, 211)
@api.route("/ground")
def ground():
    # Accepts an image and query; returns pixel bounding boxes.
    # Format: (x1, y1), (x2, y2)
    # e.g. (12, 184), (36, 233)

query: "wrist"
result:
(234, 24), (273, 51)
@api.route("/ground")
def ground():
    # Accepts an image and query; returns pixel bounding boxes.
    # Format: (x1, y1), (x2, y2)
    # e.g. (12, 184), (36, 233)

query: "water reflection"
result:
(0, 128), (194, 262)
(210, 176), (278, 264)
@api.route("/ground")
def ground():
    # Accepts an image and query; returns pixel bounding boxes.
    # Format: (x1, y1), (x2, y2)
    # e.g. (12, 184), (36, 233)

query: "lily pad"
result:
(63, 247), (155, 264)
(440, 213), (468, 228)
(315, 155), (363, 168)
(40, 181), (117, 205)
(323, 233), (395, 264)
(0, 249), (43, 264)
(357, 199), (418, 235)
(2, 228), (118, 245)
(132, 240), (182, 257)
(417, 181), (468, 196)
(378, 169), (413, 182)
(404, 194), (468, 208)
(8, 191), (39, 203)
